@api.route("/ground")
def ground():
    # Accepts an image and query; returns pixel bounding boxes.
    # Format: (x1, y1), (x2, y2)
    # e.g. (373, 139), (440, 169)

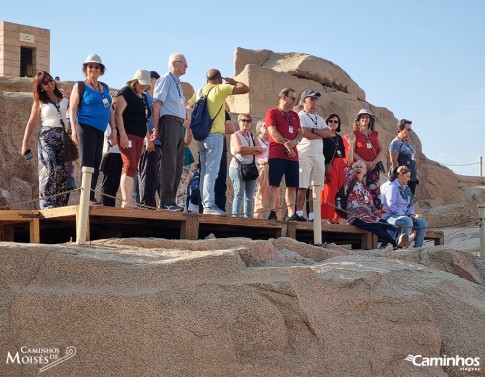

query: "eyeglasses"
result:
(41, 77), (54, 85)
(174, 60), (187, 66)
(240, 119), (251, 123)
(405, 128), (412, 131)
(87, 64), (100, 70)
(327, 119), (339, 124)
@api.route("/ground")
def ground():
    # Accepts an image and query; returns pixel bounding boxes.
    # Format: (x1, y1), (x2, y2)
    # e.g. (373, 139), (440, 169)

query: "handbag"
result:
(240, 161), (259, 181)
(239, 132), (259, 182)
(62, 129), (79, 163)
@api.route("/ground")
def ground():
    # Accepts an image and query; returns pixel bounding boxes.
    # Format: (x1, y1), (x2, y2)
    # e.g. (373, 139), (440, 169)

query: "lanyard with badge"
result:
(170, 73), (184, 106)
(280, 109), (294, 134)
(90, 81), (110, 107)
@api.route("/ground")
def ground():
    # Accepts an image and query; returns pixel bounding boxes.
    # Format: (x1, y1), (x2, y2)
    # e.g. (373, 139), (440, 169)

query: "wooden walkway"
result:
(0, 206), (444, 250)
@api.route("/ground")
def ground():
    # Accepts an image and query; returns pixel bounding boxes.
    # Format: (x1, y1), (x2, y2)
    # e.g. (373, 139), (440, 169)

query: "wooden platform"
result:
(0, 206), (444, 249)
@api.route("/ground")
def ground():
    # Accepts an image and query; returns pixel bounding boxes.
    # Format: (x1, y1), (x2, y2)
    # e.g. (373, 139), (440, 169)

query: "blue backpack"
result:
(188, 170), (200, 205)
(190, 86), (223, 141)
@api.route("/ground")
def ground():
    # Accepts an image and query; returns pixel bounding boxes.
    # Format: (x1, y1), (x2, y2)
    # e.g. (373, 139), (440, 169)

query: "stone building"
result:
(0, 21), (50, 77)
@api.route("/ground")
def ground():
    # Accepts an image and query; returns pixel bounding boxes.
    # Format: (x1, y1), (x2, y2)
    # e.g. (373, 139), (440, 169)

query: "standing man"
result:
(138, 71), (161, 207)
(265, 88), (302, 220)
(188, 69), (249, 215)
(151, 53), (188, 211)
(296, 89), (332, 221)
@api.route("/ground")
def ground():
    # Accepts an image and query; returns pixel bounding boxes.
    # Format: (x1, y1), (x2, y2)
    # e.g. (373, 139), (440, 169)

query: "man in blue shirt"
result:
(151, 53), (188, 211)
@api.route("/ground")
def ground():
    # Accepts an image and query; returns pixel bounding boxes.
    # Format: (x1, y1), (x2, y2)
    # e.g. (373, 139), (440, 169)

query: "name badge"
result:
(102, 98), (110, 108)
(337, 149), (342, 157)
(289, 126), (294, 134)
(180, 98), (184, 105)
(366, 141), (372, 148)
(411, 153), (416, 161)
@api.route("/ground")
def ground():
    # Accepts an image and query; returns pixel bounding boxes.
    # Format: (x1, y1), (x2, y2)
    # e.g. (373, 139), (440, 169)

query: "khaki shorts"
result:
(298, 155), (325, 188)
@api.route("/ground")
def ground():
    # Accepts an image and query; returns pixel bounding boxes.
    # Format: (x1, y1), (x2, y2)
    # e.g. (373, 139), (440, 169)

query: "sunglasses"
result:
(405, 128), (412, 131)
(327, 119), (339, 124)
(87, 64), (100, 70)
(41, 77), (54, 85)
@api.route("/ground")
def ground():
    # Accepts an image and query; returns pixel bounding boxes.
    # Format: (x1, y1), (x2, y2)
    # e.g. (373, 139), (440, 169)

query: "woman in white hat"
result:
(114, 70), (152, 208)
(69, 53), (113, 205)
(351, 108), (385, 210)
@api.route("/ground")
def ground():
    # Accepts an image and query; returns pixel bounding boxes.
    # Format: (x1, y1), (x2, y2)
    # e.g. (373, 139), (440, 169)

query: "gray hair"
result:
(168, 52), (185, 71)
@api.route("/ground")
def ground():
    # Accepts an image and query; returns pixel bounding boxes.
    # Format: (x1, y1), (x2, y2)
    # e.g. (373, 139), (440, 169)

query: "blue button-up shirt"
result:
(145, 92), (160, 146)
(153, 71), (186, 119)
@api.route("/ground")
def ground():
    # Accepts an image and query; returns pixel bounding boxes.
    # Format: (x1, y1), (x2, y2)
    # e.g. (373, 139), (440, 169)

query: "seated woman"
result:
(344, 134), (407, 249)
(381, 166), (428, 247)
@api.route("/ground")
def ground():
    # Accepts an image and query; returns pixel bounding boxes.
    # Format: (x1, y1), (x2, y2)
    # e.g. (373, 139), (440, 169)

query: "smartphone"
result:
(24, 149), (33, 160)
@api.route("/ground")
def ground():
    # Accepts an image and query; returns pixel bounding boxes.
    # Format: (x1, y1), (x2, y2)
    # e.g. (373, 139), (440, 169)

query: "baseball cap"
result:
(150, 71), (160, 80)
(130, 70), (151, 86)
(300, 89), (321, 103)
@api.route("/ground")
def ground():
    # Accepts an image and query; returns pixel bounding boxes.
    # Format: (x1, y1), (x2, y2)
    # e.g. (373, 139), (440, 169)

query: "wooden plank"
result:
(38, 206), (77, 219)
(89, 206), (186, 221)
(424, 230), (444, 246)
(1, 224), (14, 241)
(29, 219), (40, 244)
(0, 210), (39, 221)
(180, 214), (199, 240)
(285, 222), (297, 239)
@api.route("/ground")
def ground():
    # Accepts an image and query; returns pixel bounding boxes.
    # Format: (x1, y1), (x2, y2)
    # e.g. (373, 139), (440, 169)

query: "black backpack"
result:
(335, 177), (357, 219)
(190, 86), (223, 141)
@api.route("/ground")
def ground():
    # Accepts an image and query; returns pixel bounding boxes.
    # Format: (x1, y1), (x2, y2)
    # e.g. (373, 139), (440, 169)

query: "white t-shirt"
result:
(297, 110), (328, 156)
(230, 131), (256, 167)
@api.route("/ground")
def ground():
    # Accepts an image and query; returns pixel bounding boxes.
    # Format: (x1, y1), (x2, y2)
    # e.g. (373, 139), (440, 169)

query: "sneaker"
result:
(162, 203), (184, 212)
(203, 207), (226, 216)
(268, 210), (277, 220)
(289, 214), (308, 222)
(89, 199), (103, 206)
(405, 233), (416, 248)
(397, 233), (409, 248)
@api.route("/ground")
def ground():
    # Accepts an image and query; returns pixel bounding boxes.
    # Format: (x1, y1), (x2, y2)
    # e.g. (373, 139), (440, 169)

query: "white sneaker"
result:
(203, 207), (226, 216)
(405, 233), (416, 248)
(397, 233), (409, 248)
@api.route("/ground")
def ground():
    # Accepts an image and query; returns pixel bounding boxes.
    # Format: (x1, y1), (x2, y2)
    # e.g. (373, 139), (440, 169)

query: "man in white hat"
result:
(295, 89), (333, 221)
(151, 53), (188, 212)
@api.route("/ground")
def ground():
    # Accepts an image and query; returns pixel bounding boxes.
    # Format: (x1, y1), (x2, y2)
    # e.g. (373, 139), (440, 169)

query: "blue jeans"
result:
(197, 133), (223, 210)
(386, 216), (428, 247)
(229, 166), (257, 218)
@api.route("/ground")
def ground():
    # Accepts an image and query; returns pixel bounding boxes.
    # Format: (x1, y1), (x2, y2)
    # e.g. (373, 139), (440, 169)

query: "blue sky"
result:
(3, 0), (484, 176)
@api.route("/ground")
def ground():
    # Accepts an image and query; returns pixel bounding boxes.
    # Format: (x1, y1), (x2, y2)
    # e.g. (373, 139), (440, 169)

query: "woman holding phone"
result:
(21, 71), (70, 209)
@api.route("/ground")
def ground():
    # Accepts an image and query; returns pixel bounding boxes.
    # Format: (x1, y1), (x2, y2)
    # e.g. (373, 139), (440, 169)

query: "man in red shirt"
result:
(265, 88), (302, 220)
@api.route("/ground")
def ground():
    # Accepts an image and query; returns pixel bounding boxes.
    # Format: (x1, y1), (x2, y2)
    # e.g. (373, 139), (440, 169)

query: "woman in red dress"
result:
(320, 113), (348, 223)
(352, 109), (385, 209)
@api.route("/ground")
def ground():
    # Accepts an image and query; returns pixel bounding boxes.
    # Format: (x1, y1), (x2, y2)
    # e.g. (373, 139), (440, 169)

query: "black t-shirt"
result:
(323, 134), (345, 162)
(117, 86), (151, 138)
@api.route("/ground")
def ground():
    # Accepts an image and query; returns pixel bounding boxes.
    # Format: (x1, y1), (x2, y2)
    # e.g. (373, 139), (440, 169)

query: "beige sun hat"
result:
(83, 53), (105, 68)
(130, 69), (151, 86)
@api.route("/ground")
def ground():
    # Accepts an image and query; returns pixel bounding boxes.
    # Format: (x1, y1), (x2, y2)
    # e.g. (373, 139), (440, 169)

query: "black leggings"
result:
(78, 123), (105, 201)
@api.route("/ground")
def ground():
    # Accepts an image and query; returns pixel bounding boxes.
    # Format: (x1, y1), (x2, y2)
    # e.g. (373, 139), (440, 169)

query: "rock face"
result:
(0, 238), (484, 377)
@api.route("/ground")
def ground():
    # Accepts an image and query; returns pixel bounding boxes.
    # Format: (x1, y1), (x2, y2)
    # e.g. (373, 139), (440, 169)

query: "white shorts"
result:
(298, 155), (325, 188)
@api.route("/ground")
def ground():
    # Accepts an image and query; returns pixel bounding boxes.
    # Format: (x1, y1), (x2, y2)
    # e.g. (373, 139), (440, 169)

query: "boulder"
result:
(234, 47), (366, 99)
(1, 239), (484, 376)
